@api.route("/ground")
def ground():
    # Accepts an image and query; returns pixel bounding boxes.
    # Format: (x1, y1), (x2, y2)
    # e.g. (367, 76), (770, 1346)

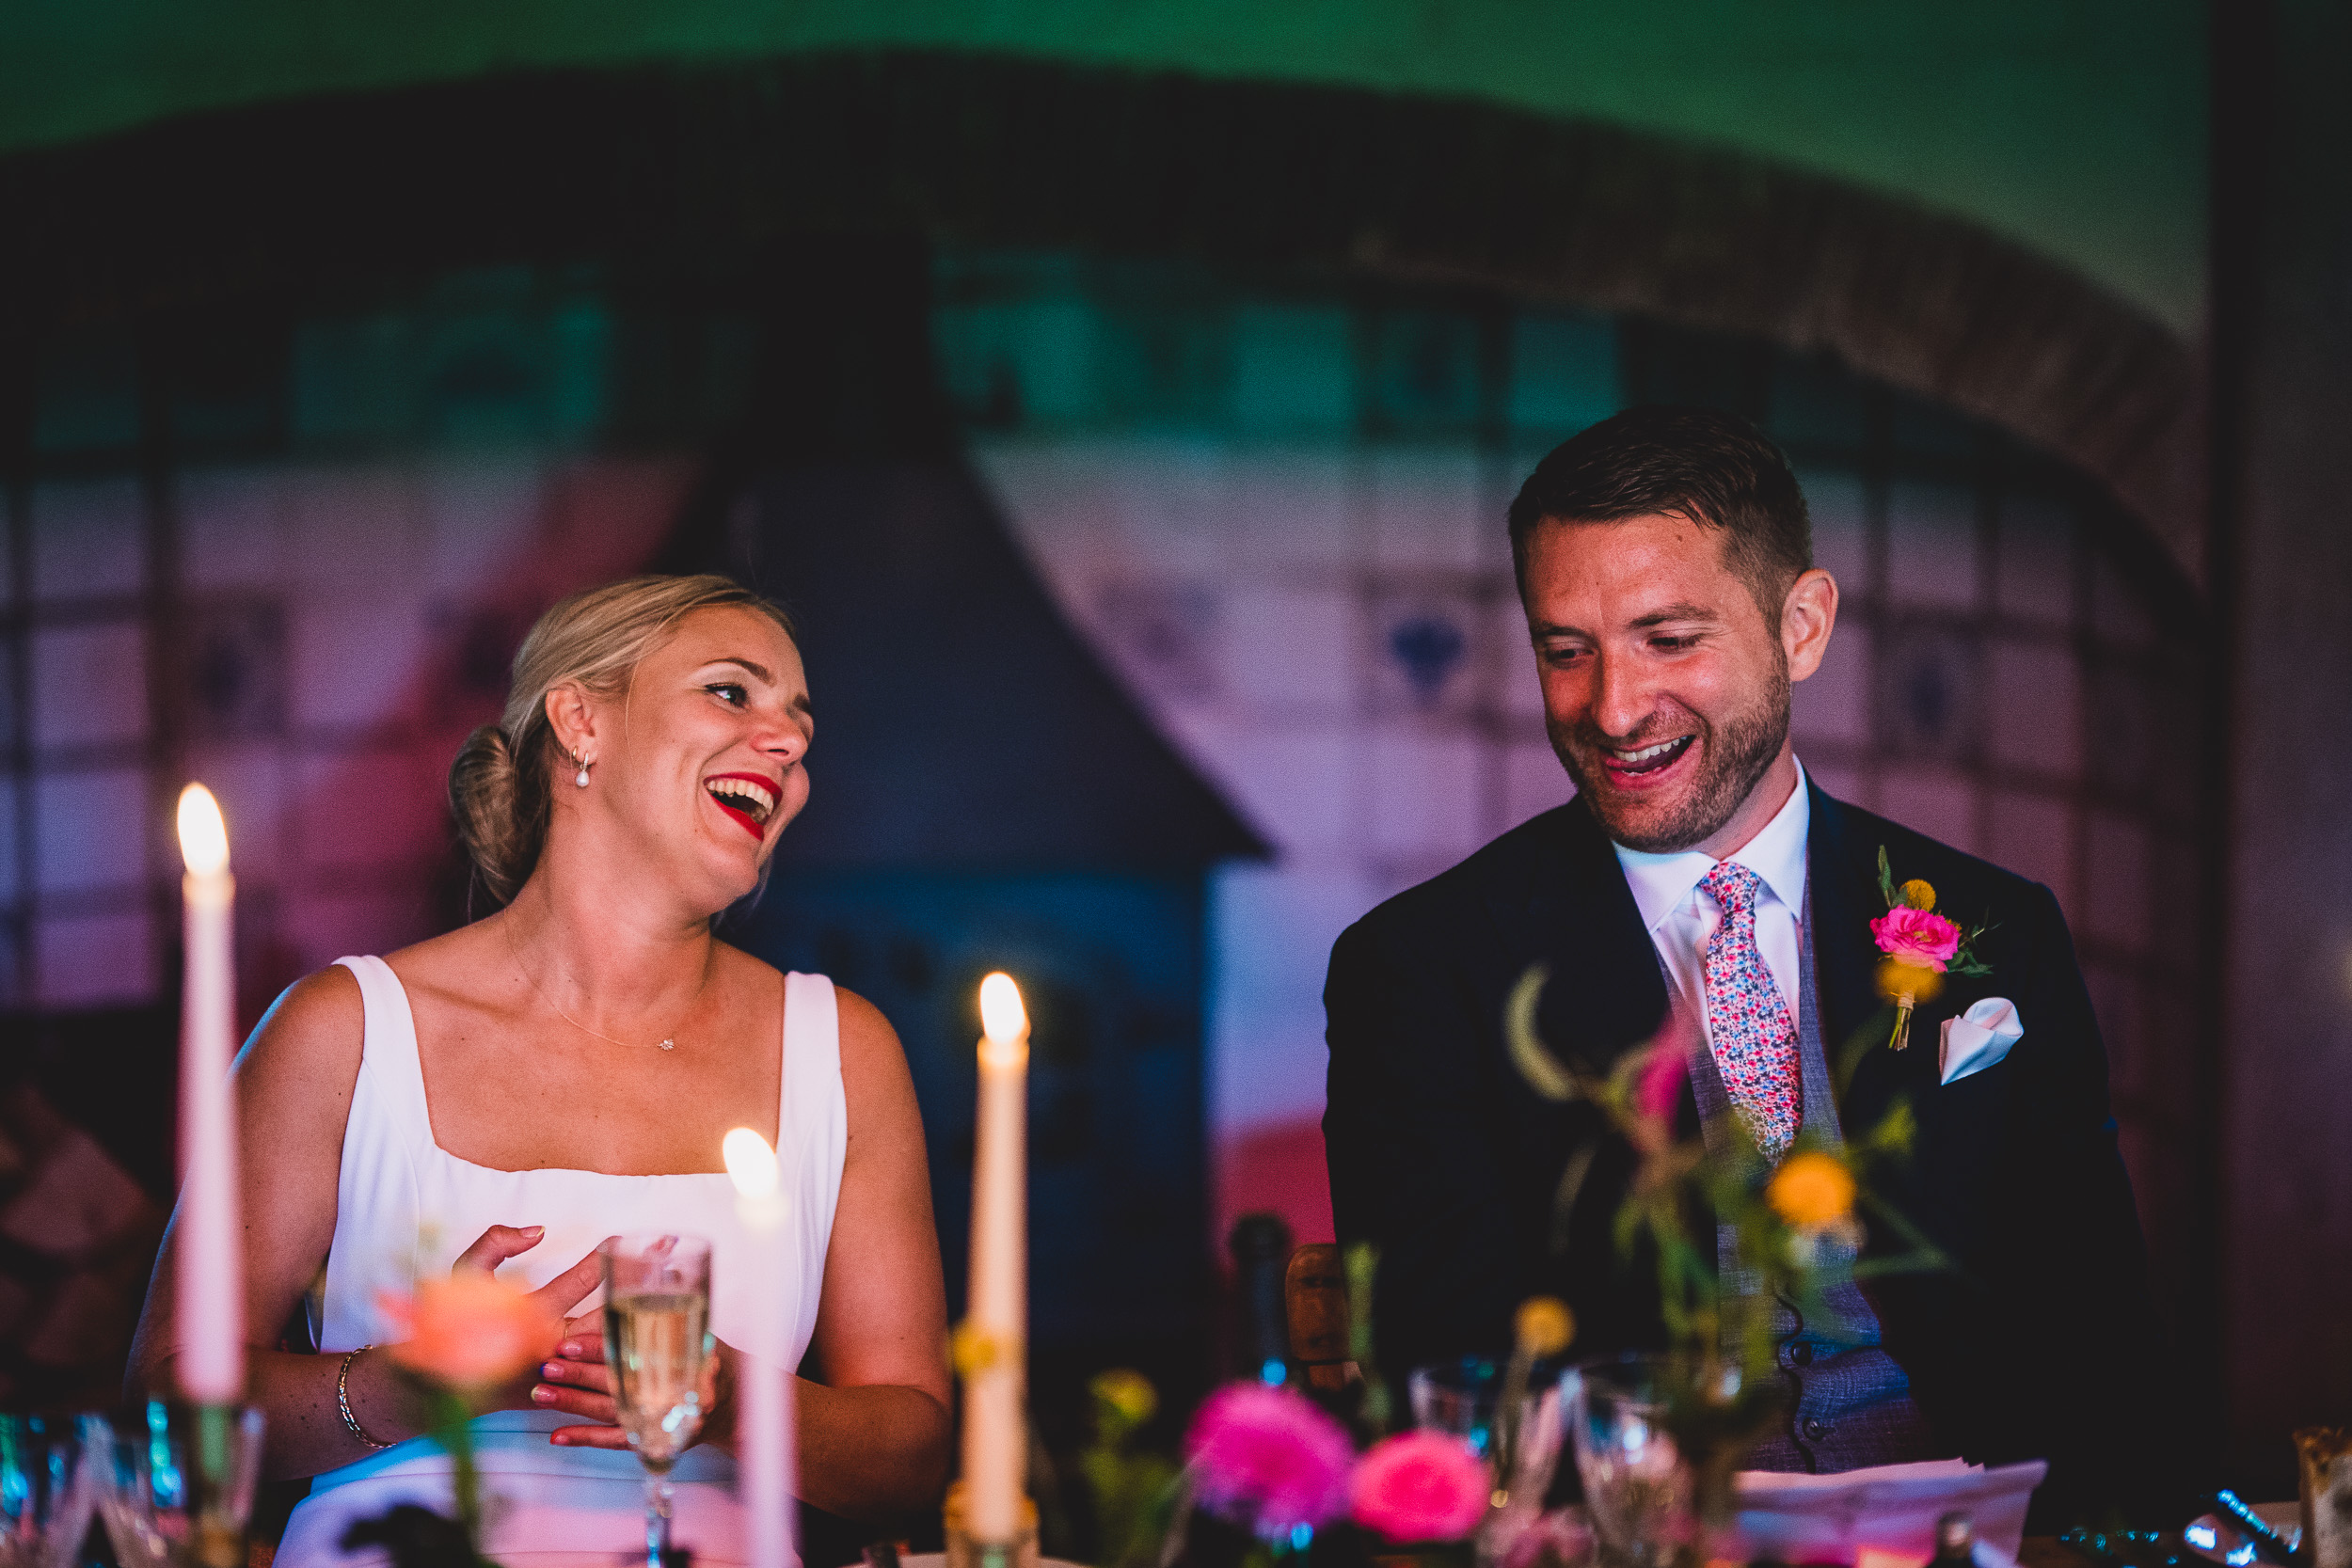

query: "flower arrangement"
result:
(340, 1274), (563, 1567)
(1501, 966), (1946, 1536)
(1144, 1260), (1581, 1568)
(1175, 1377), (1497, 1564)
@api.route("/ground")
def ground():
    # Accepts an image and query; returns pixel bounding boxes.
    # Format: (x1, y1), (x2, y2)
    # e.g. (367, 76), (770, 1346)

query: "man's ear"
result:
(544, 684), (598, 761)
(1782, 568), (1840, 681)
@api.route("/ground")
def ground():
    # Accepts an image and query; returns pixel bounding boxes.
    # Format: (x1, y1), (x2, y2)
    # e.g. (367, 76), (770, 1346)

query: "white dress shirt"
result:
(1611, 760), (1811, 1051)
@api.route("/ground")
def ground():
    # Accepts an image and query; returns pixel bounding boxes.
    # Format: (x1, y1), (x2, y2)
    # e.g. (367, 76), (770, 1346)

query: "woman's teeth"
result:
(705, 778), (775, 823)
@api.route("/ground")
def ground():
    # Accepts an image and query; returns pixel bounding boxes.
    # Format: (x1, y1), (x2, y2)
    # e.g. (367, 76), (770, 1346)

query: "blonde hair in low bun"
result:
(448, 575), (796, 909)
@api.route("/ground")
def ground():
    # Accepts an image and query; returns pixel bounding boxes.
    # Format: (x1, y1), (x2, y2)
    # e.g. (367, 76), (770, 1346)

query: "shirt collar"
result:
(1611, 759), (1812, 933)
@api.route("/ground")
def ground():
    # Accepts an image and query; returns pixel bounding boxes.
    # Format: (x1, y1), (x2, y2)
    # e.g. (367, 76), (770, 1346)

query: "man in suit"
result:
(1324, 407), (2172, 1525)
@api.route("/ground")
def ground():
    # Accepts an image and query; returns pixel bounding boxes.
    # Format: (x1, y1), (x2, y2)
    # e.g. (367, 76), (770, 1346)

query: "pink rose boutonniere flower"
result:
(1348, 1430), (1492, 1544)
(1870, 847), (1993, 1052)
(1869, 905), (1962, 972)
(1184, 1382), (1356, 1537)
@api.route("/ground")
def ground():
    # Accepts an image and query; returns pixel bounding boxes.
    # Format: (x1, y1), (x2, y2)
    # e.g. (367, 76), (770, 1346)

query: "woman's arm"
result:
(790, 987), (953, 1519)
(125, 967), (406, 1479)
(128, 968), (608, 1481)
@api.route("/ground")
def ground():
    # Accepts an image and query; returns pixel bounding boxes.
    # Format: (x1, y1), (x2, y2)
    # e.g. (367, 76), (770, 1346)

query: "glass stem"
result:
(644, 1470), (675, 1568)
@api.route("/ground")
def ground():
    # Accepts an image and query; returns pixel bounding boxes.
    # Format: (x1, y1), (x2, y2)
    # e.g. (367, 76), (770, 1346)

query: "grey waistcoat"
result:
(1678, 881), (1944, 1473)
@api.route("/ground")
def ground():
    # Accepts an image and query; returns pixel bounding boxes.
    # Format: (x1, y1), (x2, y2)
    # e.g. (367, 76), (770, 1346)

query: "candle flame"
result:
(978, 972), (1026, 1052)
(177, 784), (230, 877)
(723, 1127), (780, 1198)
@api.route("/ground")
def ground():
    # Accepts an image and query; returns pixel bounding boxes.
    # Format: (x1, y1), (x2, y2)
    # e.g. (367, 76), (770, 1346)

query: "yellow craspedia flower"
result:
(1899, 879), (1936, 911)
(1876, 957), (1945, 1003)
(1767, 1151), (1857, 1229)
(1090, 1368), (1159, 1427)
(1514, 1295), (1576, 1358)
(951, 1321), (1016, 1378)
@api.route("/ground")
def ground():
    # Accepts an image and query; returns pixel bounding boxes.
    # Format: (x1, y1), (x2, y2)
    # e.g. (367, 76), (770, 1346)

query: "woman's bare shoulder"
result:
(240, 963), (367, 1114)
(828, 984), (904, 1061)
(827, 985), (921, 1148)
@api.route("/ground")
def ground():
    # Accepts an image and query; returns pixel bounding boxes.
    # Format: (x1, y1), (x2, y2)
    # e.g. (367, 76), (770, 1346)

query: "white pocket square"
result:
(1939, 998), (2023, 1085)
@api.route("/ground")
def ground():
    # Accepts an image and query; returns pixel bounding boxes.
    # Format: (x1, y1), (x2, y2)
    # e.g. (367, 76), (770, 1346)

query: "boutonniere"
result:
(1869, 846), (1993, 1052)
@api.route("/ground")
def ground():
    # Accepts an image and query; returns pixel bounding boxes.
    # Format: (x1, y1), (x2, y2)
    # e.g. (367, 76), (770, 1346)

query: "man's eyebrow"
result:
(1628, 603), (1721, 629)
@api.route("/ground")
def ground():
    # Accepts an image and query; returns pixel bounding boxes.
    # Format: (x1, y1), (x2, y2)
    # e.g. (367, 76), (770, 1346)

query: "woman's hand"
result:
(534, 1322), (727, 1452)
(444, 1226), (612, 1413)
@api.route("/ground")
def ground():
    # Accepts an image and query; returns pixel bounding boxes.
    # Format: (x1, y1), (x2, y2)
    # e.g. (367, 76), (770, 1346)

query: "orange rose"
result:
(1766, 1152), (1856, 1229)
(379, 1275), (561, 1391)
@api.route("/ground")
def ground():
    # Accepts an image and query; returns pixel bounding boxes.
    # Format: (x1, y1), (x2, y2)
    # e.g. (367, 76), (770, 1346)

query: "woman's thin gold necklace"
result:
(505, 925), (712, 1053)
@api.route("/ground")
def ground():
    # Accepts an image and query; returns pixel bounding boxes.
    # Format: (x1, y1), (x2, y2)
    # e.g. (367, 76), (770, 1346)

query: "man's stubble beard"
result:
(1549, 655), (1792, 853)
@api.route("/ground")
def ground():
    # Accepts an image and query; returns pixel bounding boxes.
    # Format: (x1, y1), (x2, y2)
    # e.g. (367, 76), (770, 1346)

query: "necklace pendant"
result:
(658, 1038), (675, 1052)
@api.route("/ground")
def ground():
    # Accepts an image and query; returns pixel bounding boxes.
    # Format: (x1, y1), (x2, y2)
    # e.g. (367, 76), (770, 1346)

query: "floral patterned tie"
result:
(1699, 861), (1803, 1162)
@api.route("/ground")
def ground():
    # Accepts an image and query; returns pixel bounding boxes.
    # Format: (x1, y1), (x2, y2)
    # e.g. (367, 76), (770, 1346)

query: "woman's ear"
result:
(544, 684), (598, 763)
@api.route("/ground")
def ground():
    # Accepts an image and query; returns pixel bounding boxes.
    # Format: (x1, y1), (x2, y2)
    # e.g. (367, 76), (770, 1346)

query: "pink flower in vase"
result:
(1184, 1383), (1356, 1534)
(1869, 906), (1962, 972)
(1634, 1013), (1698, 1123)
(1348, 1431), (1492, 1544)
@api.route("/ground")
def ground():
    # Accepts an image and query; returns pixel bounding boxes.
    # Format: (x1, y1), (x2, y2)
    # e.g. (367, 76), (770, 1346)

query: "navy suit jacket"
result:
(1323, 783), (2177, 1527)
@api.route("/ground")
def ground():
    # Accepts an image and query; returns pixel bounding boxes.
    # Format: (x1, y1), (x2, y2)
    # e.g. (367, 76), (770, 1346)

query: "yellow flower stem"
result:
(1888, 993), (1915, 1053)
(1491, 1344), (1535, 1510)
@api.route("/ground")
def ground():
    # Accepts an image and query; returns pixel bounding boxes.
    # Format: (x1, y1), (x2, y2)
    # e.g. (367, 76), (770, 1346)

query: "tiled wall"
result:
(1, 254), (2207, 1325)
(933, 254), (2205, 1274)
(2, 268), (694, 1021)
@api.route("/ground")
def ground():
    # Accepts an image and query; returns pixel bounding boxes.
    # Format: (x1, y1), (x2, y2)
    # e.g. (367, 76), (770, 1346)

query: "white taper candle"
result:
(724, 1127), (796, 1568)
(963, 973), (1029, 1544)
(174, 783), (243, 1403)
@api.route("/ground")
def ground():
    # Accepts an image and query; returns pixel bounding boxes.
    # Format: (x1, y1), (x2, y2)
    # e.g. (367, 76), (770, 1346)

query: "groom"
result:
(1324, 407), (2173, 1524)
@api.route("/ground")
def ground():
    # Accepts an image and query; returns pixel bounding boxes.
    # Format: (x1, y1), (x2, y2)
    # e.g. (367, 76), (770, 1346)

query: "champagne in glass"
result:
(601, 1235), (715, 1568)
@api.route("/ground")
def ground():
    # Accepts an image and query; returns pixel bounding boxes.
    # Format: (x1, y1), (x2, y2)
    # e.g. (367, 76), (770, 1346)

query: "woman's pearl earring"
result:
(573, 750), (590, 788)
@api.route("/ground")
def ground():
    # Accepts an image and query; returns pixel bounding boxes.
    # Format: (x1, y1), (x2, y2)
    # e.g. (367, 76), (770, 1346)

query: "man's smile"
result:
(1597, 734), (1697, 789)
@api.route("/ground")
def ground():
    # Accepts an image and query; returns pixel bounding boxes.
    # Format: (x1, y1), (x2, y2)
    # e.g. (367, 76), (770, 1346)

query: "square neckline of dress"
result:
(369, 955), (777, 1182)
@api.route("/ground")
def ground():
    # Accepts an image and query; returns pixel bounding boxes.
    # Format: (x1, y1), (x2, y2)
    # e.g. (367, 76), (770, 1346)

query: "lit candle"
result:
(723, 1127), (795, 1568)
(963, 974), (1029, 1544)
(175, 783), (243, 1403)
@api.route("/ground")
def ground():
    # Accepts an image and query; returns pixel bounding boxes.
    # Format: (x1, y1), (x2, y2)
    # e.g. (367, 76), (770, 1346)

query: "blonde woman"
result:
(128, 576), (951, 1566)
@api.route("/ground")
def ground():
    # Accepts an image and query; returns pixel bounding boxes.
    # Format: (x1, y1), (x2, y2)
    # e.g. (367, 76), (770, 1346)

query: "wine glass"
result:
(81, 1402), (267, 1568)
(0, 1413), (94, 1568)
(1565, 1357), (1691, 1568)
(601, 1234), (717, 1568)
(1411, 1357), (1571, 1566)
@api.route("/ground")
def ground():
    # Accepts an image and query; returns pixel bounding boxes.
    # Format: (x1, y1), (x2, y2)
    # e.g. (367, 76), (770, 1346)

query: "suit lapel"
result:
(1810, 785), (1939, 1132)
(1482, 798), (1671, 1077)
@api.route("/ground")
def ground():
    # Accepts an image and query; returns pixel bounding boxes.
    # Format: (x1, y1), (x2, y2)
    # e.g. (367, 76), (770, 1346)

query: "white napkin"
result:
(1735, 1457), (2047, 1560)
(1939, 997), (2024, 1085)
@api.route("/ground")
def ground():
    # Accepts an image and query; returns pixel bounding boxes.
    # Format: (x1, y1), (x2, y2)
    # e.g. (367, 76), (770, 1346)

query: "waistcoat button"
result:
(1801, 1417), (1827, 1439)
(1789, 1342), (1815, 1367)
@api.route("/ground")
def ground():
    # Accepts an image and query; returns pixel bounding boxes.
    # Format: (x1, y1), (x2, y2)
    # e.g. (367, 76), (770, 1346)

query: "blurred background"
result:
(1, 0), (2345, 1522)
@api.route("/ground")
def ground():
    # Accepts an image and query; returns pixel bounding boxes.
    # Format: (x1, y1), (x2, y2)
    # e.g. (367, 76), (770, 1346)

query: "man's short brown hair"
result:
(1507, 405), (1814, 626)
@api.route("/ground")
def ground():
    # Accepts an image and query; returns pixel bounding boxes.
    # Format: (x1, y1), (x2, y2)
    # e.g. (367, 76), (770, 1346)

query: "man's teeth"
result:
(1612, 738), (1689, 764)
(705, 779), (775, 822)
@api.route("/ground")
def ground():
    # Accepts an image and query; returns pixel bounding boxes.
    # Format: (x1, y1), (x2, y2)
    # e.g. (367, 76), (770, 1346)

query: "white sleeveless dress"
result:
(275, 956), (846, 1568)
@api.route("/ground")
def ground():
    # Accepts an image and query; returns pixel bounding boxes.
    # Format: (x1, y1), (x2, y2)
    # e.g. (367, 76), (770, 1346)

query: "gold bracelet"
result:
(337, 1346), (395, 1450)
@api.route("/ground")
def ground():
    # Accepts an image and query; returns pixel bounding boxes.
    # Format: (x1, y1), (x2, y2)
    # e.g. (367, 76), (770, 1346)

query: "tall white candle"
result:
(174, 784), (243, 1404)
(963, 974), (1029, 1544)
(723, 1127), (796, 1568)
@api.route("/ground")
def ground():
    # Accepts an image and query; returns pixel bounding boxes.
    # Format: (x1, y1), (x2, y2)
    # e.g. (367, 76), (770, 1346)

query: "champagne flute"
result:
(601, 1234), (716, 1568)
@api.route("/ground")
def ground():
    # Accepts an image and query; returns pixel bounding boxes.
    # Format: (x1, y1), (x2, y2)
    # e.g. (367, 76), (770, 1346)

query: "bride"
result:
(128, 575), (951, 1566)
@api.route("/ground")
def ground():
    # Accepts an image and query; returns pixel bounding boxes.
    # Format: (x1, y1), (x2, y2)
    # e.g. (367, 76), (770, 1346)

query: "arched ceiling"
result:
(7, 1), (2207, 336)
